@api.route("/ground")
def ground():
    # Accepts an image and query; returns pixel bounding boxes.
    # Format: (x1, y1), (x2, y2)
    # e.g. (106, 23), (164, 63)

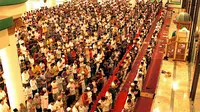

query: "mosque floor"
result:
(151, 8), (197, 112)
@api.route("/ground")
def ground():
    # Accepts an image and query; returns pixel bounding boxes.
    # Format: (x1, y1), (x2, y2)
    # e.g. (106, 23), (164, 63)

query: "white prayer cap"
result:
(35, 93), (39, 96)
(69, 79), (74, 82)
(111, 82), (115, 88)
(131, 83), (134, 86)
(62, 78), (65, 80)
(43, 88), (47, 91)
(62, 55), (65, 57)
(86, 87), (91, 91)
(81, 71), (85, 74)
(67, 107), (71, 111)
(65, 64), (69, 67)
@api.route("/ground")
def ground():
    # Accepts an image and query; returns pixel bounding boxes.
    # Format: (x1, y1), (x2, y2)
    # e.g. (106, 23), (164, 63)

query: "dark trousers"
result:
(32, 89), (38, 97)
(88, 102), (93, 111)
(67, 95), (76, 107)
(36, 108), (42, 112)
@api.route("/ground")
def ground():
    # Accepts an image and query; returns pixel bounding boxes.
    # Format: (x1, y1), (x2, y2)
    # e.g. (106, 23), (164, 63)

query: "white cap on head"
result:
(131, 83), (134, 86)
(69, 78), (74, 82)
(35, 93), (39, 96)
(43, 88), (47, 91)
(111, 82), (115, 88)
(86, 87), (91, 91)
(67, 107), (71, 111)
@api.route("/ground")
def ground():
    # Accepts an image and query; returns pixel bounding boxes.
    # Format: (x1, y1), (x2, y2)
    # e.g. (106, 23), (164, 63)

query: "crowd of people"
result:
(93, 1), (163, 112)
(0, 0), (164, 112)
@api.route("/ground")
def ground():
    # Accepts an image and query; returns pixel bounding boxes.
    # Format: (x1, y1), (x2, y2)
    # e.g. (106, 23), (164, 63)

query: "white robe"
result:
(54, 100), (64, 112)
(41, 92), (48, 109)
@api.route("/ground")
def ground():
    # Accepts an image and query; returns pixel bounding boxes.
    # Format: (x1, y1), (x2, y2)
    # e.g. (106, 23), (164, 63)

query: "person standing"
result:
(56, 76), (63, 93)
(0, 99), (9, 112)
(47, 83), (54, 103)
(51, 79), (59, 100)
(30, 76), (38, 97)
(0, 87), (7, 103)
(66, 79), (76, 107)
(27, 97), (36, 112)
(41, 88), (48, 110)
(19, 103), (27, 112)
(33, 93), (42, 112)
(54, 96), (64, 112)
(21, 69), (30, 88)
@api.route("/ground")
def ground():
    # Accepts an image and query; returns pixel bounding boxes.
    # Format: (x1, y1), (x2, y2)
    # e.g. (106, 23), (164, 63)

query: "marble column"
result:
(0, 34), (25, 110)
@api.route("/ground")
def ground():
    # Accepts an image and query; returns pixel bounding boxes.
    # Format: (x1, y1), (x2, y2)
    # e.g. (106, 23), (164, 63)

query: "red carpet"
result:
(134, 8), (172, 112)
(112, 9), (163, 112)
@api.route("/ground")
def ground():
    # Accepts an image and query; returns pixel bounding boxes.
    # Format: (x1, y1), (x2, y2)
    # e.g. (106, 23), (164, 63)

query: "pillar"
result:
(188, 0), (200, 62)
(190, 35), (200, 101)
(0, 35), (25, 110)
(189, 0), (196, 18)
(0, 0), (28, 110)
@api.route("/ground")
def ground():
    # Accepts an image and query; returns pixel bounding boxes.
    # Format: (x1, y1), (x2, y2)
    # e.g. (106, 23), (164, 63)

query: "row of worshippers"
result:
(123, 8), (166, 112)
(14, 0), (145, 112)
(65, 0), (163, 112)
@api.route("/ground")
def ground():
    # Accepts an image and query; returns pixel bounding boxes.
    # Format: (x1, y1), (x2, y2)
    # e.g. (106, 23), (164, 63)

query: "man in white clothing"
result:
(0, 88), (7, 103)
(41, 88), (48, 110)
(0, 99), (9, 112)
(21, 69), (30, 87)
(51, 79), (59, 100)
(48, 101), (56, 112)
(72, 102), (80, 112)
(30, 76), (38, 97)
(54, 96), (64, 112)
(25, 85), (33, 101)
